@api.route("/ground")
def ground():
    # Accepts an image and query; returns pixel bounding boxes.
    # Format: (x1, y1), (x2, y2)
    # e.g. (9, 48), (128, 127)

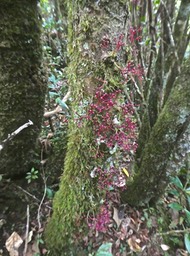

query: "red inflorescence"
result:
(128, 26), (142, 44)
(88, 204), (111, 233)
(86, 87), (137, 153)
(121, 61), (143, 81)
(114, 34), (125, 52)
(100, 35), (111, 50)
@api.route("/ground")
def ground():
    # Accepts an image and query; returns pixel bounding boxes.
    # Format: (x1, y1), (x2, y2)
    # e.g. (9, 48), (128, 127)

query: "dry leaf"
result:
(122, 168), (129, 177)
(47, 133), (54, 139)
(40, 159), (48, 165)
(127, 237), (141, 252)
(5, 232), (23, 256)
(113, 207), (122, 228)
(160, 244), (170, 251)
(27, 230), (34, 244)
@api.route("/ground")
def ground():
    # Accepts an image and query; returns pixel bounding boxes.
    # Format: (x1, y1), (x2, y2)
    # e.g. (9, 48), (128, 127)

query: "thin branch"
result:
(0, 120), (33, 151)
(158, 228), (190, 236)
(37, 175), (47, 230)
(129, 74), (145, 102)
(15, 185), (52, 210)
(161, 0), (181, 73)
(23, 205), (30, 256)
(123, 86), (142, 128)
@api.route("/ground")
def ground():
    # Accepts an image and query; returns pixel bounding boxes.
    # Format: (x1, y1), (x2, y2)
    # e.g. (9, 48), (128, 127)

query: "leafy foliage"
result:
(26, 167), (39, 184)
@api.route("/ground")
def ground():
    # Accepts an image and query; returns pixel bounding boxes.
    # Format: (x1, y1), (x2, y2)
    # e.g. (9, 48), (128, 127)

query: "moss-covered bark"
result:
(122, 58), (190, 206)
(45, 1), (129, 254)
(0, 0), (46, 177)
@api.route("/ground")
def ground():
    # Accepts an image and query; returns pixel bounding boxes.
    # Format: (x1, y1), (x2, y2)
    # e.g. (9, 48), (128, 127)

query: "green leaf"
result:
(168, 202), (183, 211)
(49, 92), (59, 97)
(184, 233), (190, 253)
(184, 209), (190, 224)
(154, 0), (160, 4)
(170, 177), (183, 189)
(185, 187), (190, 195)
(169, 189), (180, 196)
(96, 243), (113, 256)
(46, 187), (54, 199)
(57, 99), (69, 112)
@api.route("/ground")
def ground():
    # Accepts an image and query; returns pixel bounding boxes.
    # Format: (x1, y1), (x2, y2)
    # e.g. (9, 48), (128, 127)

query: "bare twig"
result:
(123, 86), (142, 128)
(129, 74), (145, 102)
(160, 0), (181, 73)
(15, 185), (52, 210)
(37, 176), (47, 230)
(158, 228), (190, 236)
(0, 120), (33, 151)
(16, 185), (41, 203)
(23, 205), (30, 256)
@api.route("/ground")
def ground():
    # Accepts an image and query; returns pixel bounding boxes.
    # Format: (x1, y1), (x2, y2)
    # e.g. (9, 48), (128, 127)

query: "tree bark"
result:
(0, 0), (46, 177)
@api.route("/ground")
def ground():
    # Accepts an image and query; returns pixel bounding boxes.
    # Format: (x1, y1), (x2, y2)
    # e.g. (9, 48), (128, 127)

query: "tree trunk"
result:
(45, 0), (129, 254)
(122, 58), (190, 205)
(0, 0), (46, 177)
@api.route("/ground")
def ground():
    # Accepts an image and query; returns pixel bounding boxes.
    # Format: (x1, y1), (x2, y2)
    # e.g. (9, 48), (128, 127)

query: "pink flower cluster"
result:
(114, 34), (125, 51)
(94, 167), (125, 191)
(88, 204), (111, 232)
(121, 61), (143, 81)
(100, 35), (111, 49)
(86, 87), (137, 152)
(100, 33), (125, 52)
(128, 26), (142, 44)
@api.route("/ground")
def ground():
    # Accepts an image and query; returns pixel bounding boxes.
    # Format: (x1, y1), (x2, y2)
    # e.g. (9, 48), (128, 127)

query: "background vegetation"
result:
(0, 0), (189, 255)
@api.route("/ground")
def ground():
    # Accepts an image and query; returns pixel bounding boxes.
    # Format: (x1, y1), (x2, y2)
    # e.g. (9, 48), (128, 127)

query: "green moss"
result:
(45, 120), (98, 254)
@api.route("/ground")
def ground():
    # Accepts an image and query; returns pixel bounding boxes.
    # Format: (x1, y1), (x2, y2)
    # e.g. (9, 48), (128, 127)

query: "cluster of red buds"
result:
(86, 87), (137, 153)
(88, 204), (111, 232)
(128, 26), (142, 44)
(121, 61), (143, 81)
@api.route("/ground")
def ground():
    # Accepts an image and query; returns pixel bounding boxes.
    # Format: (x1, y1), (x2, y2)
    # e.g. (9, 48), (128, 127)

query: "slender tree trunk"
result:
(135, 0), (190, 171)
(0, 0), (46, 177)
(122, 58), (190, 205)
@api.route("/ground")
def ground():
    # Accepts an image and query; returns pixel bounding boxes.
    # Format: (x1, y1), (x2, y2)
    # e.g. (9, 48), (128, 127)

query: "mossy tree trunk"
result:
(45, 0), (130, 254)
(0, 0), (46, 177)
